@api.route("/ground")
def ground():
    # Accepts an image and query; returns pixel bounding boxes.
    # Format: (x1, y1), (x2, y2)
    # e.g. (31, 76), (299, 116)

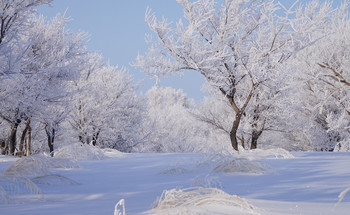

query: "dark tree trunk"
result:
(230, 113), (242, 151)
(8, 119), (21, 155)
(45, 126), (55, 157)
(91, 129), (100, 146)
(19, 118), (31, 156)
(25, 123), (31, 156)
(250, 129), (263, 150)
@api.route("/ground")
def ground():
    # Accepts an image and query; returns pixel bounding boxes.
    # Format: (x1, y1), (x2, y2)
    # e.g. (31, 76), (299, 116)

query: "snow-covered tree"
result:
(137, 86), (206, 152)
(0, 12), (86, 155)
(290, 1), (350, 151)
(135, 0), (330, 150)
(0, 0), (53, 79)
(68, 54), (143, 152)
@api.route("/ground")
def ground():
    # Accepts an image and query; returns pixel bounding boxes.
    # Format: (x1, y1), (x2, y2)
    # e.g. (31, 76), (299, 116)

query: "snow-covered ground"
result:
(0, 148), (350, 214)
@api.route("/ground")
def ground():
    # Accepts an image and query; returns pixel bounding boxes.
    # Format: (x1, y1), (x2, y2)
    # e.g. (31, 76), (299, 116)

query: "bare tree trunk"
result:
(25, 123), (31, 156)
(45, 126), (55, 157)
(8, 119), (21, 156)
(19, 118), (31, 156)
(230, 113), (242, 151)
(91, 129), (100, 146)
(251, 129), (262, 150)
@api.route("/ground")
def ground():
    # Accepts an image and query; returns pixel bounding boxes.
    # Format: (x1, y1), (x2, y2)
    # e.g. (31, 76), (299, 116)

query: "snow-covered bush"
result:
(0, 186), (9, 204)
(3, 155), (80, 177)
(198, 153), (269, 175)
(54, 143), (107, 160)
(147, 187), (257, 215)
(4, 156), (50, 177)
(0, 176), (43, 200)
(137, 87), (206, 153)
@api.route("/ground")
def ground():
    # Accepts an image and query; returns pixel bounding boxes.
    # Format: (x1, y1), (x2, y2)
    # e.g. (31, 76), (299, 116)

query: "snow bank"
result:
(147, 187), (259, 215)
(54, 143), (107, 160)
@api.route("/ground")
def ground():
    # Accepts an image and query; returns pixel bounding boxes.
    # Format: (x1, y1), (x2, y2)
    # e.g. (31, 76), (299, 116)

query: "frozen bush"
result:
(147, 187), (258, 215)
(54, 143), (107, 160)
(334, 142), (350, 152)
(4, 156), (50, 177)
(192, 175), (222, 189)
(0, 176), (43, 198)
(3, 155), (80, 177)
(213, 157), (268, 174)
(0, 186), (9, 204)
(198, 153), (269, 175)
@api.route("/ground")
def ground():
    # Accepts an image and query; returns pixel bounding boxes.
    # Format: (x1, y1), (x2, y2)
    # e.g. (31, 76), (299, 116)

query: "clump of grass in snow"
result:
(147, 187), (259, 215)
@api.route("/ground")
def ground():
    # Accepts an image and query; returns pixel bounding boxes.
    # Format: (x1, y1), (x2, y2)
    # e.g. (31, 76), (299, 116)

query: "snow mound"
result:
(147, 187), (258, 215)
(45, 157), (81, 169)
(55, 143), (107, 160)
(3, 155), (79, 177)
(4, 156), (50, 177)
(102, 148), (125, 158)
(159, 167), (195, 175)
(252, 148), (295, 159)
(192, 175), (222, 189)
(213, 157), (268, 174)
(199, 154), (269, 175)
(31, 174), (80, 186)
(0, 176), (42, 197)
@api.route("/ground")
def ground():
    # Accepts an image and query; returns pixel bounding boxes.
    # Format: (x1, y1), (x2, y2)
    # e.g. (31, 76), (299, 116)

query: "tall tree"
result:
(135, 0), (329, 150)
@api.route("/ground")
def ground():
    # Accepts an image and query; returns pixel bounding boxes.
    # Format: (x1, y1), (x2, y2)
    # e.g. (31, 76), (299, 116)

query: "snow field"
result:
(0, 148), (349, 214)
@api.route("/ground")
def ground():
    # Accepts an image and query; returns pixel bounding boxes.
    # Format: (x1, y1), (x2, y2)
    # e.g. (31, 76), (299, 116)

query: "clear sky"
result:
(38, 0), (345, 103)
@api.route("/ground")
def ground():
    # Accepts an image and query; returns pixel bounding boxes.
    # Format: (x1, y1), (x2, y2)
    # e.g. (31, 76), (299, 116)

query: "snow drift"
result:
(54, 142), (107, 160)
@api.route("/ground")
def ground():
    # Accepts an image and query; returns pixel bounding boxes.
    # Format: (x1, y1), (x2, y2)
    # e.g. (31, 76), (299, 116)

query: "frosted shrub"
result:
(0, 186), (9, 204)
(199, 154), (269, 175)
(0, 176), (43, 198)
(334, 142), (350, 152)
(213, 158), (268, 174)
(54, 143), (107, 160)
(3, 155), (80, 177)
(148, 187), (258, 215)
(192, 175), (222, 189)
(4, 156), (50, 177)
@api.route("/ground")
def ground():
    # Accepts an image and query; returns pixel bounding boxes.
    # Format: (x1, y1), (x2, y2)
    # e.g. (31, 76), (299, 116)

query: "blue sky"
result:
(38, 0), (344, 103)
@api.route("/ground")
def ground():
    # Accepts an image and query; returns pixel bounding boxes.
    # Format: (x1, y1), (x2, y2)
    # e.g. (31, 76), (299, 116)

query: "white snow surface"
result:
(0, 150), (350, 214)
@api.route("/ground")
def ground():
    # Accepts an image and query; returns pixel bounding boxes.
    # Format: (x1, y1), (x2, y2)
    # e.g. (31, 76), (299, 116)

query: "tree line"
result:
(1, 0), (349, 156)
